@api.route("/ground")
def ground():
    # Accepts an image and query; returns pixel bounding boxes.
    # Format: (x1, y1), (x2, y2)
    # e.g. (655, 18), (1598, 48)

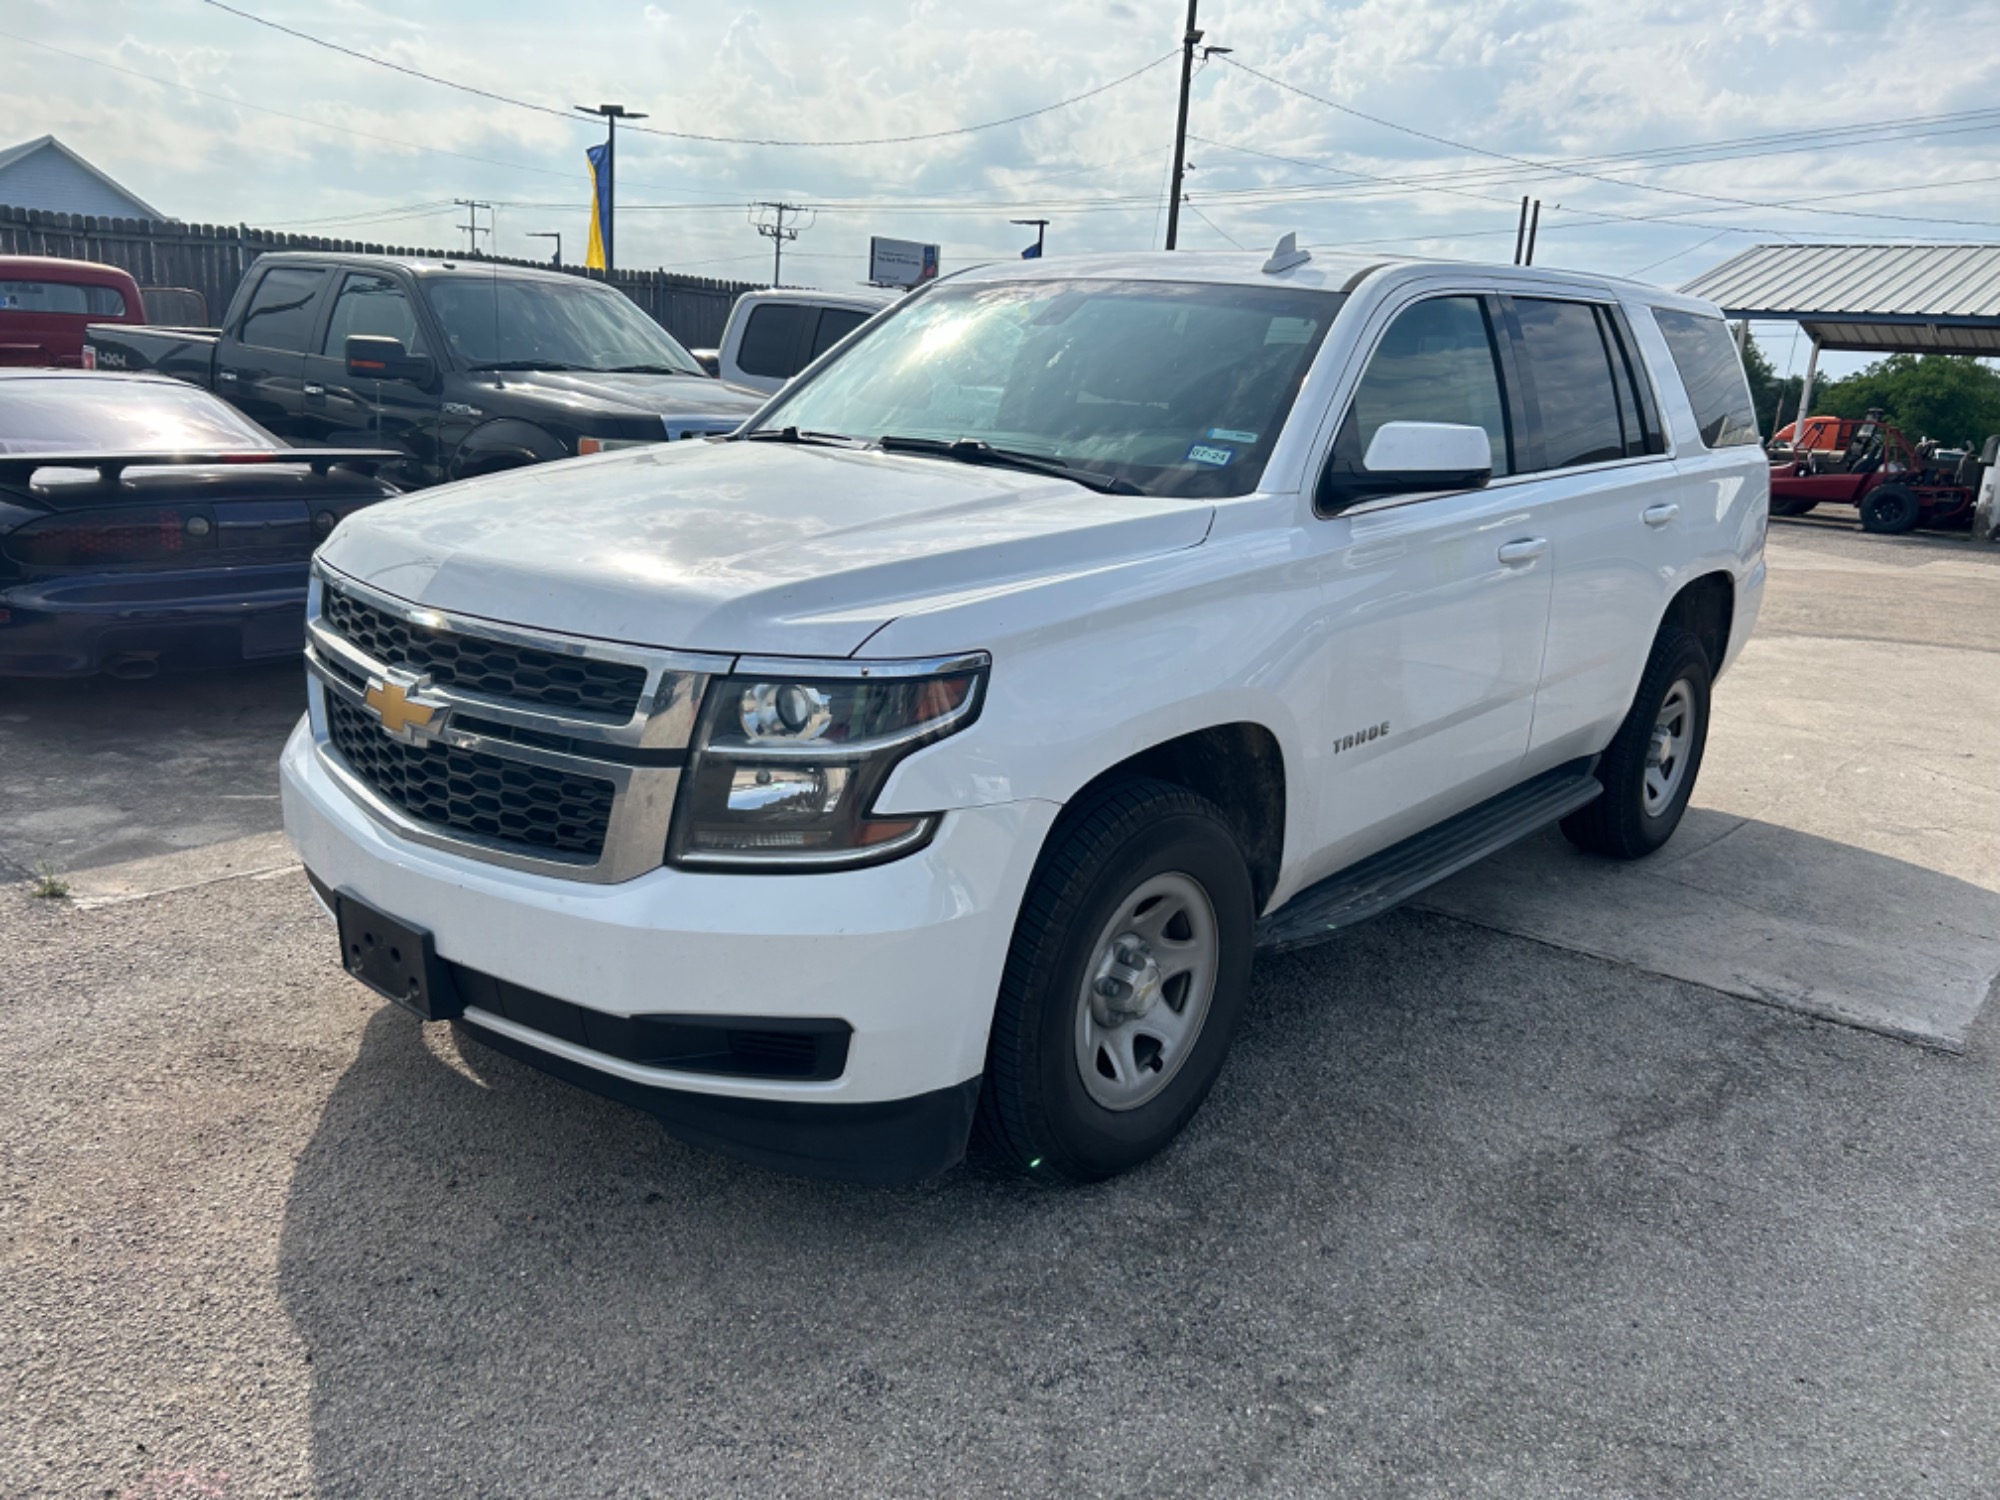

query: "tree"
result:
(1816, 354), (2000, 446)
(1733, 329), (1805, 439)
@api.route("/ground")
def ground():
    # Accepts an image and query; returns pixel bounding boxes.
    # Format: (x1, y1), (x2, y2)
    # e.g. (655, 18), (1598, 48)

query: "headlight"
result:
(668, 654), (988, 870)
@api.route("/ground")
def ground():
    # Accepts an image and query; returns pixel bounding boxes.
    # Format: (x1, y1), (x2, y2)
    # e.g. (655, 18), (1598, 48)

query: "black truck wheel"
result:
(1859, 484), (1921, 534)
(1769, 497), (1817, 517)
(1561, 629), (1712, 861)
(974, 778), (1255, 1181)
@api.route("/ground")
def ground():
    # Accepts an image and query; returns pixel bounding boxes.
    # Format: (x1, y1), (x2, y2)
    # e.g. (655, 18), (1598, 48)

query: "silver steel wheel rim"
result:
(1643, 679), (1696, 816)
(1074, 871), (1219, 1112)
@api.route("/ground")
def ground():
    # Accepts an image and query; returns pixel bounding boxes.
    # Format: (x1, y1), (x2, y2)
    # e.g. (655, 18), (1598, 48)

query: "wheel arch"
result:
(1058, 721), (1287, 914)
(451, 418), (564, 480)
(1660, 569), (1735, 677)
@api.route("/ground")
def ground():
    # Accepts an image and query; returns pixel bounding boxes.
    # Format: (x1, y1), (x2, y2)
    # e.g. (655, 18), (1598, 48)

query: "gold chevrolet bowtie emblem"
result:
(364, 676), (438, 738)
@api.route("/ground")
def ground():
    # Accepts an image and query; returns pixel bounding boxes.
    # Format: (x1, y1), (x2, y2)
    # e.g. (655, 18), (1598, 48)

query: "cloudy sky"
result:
(7, 0), (2000, 378)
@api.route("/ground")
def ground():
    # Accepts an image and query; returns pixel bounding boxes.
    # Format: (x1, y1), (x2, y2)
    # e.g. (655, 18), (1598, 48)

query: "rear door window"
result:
(0, 281), (127, 317)
(237, 267), (325, 353)
(808, 306), (870, 362)
(1652, 308), (1761, 449)
(321, 272), (424, 356)
(1511, 297), (1628, 470)
(737, 303), (811, 378)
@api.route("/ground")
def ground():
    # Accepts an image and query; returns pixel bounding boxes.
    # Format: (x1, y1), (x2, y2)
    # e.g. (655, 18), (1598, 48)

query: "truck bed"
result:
(83, 323), (221, 385)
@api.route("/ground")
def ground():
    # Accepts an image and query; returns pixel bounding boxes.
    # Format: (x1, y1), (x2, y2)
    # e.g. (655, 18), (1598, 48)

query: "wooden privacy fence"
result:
(0, 205), (758, 349)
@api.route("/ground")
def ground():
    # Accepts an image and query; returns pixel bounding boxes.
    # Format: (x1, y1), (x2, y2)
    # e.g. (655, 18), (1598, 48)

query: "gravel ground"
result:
(5, 871), (1999, 1498)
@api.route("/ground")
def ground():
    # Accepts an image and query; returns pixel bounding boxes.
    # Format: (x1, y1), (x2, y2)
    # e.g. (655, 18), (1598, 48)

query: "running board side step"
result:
(1255, 759), (1602, 954)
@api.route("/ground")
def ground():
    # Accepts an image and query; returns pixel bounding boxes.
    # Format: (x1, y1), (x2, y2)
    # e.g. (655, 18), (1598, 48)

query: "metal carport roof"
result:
(1681, 243), (2000, 355)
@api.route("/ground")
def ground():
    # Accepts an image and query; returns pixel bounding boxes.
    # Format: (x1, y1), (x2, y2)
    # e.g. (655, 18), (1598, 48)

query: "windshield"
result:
(753, 278), (1345, 498)
(425, 276), (705, 375)
(0, 377), (279, 453)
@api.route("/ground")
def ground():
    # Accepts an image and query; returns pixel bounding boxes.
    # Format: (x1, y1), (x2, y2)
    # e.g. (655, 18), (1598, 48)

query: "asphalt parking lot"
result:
(4, 521), (1999, 1498)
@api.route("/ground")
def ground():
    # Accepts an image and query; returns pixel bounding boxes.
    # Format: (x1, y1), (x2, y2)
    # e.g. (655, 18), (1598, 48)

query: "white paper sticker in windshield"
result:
(1185, 443), (1236, 467)
(1264, 317), (1318, 345)
(1207, 427), (1259, 444)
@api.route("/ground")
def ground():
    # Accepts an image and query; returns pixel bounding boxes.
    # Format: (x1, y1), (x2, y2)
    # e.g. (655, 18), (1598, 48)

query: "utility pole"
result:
(1011, 218), (1049, 259)
(528, 231), (562, 268)
(1163, 5), (1229, 251)
(753, 202), (810, 285)
(1164, 1), (1200, 251)
(455, 199), (493, 255)
(575, 103), (648, 274)
(1513, 197), (1542, 265)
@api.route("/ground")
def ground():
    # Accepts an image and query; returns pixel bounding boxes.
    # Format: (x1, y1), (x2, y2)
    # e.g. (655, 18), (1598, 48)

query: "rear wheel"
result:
(1859, 484), (1921, 534)
(974, 779), (1254, 1181)
(1561, 629), (1711, 860)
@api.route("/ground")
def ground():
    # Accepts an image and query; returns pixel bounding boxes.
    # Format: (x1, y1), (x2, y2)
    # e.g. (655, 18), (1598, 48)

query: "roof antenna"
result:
(1262, 232), (1310, 275)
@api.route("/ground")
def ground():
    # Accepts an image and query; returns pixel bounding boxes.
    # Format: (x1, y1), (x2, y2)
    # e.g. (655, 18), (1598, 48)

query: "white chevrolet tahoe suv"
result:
(281, 244), (1769, 1185)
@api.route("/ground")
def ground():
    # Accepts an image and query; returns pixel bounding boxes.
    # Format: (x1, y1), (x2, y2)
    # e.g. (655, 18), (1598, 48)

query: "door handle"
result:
(1643, 502), (1680, 527)
(303, 383), (326, 398)
(217, 369), (237, 382)
(1497, 538), (1549, 565)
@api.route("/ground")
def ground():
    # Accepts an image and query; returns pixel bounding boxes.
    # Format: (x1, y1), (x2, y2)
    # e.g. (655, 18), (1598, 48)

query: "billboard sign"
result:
(869, 236), (940, 288)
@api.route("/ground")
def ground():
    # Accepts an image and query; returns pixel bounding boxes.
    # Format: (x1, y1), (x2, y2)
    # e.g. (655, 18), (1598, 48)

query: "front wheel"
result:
(1561, 629), (1712, 860)
(1859, 484), (1921, 534)
(1769, 497), (1817, 517)
(974, 779), (1255, 1181)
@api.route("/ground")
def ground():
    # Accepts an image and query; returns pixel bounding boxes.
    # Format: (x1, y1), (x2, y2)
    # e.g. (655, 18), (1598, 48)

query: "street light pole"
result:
(1164, 0), (1200, 251)
(575, 102), (648, 274)
(528, 231), (562, 268)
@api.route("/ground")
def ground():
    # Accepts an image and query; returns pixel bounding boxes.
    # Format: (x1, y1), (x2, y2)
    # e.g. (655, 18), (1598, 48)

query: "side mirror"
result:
(1319, 421), (1493, 514)
(346, 334), (433, 385)
(691, 347), (721, 377)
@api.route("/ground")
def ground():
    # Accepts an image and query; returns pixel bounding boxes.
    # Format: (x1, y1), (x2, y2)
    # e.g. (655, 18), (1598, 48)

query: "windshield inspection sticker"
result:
(1207, 427), (1259, 444)
(1185, 443), (1236, 467)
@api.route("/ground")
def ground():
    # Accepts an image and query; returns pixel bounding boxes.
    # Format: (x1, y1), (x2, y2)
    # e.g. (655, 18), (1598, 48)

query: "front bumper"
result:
(281, 715), (1058, 1180)
(0, 564), (307, 677)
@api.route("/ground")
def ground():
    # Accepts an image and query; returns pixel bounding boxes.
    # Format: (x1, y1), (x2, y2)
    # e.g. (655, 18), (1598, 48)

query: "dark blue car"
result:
(0, 369), (398, 678)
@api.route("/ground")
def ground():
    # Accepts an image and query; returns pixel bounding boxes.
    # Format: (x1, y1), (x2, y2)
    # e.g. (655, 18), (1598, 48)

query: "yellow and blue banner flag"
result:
(584, 143), (610, 271)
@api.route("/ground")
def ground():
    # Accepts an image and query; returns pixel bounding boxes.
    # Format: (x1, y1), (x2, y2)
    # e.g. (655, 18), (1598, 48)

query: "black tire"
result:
(974, 778), (1255, 1181)
(1561, 629), (1712, 860)
(1768, 497), (1817, 518)
(1859, 484), (1921, 534)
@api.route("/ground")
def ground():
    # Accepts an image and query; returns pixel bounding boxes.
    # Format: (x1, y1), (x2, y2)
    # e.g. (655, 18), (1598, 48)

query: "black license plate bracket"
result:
(333, 894), (464, 1021)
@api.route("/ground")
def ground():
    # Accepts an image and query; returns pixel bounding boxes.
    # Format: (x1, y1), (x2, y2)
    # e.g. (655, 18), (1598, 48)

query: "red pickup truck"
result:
(0, 255), (147, 369)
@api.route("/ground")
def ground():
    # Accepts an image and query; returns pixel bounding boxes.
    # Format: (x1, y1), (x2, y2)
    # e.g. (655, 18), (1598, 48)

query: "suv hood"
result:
(480, 368), (765, 422)
(317, 440), (1214, 657)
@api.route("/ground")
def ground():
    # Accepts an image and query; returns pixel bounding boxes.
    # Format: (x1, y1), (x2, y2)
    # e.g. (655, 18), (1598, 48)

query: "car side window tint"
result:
(1511, 297), (1628, 470)
(322, 273), (424, 357)
(738, 304), (811, 378)
(238, 267), (325, 353)
(1601, 306), (1666, 456)
(1652, 308), (1761, 449)
(809, 307), (869, 362)
(1341, 295), (1512, 476)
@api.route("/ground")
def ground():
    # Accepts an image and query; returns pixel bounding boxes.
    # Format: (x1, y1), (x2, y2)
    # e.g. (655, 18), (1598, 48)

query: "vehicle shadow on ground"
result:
(0, 663), (302, 876)
(1422, 809), (2000, 1050)
(276, 905), (2000, 1498)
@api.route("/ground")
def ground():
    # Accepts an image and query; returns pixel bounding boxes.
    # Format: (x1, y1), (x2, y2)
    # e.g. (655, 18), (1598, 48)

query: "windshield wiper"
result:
(875, 435), (1143, 495)
(467, 360), (586, 372)
(598, 363), (698, 376)
(739, 426), (866, 448)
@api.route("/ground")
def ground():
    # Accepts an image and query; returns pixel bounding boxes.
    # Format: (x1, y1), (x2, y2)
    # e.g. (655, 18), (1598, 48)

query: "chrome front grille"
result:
(322, 584), (648, 718)
(304, 565), (731, 883)
(326, 695), (616, 859)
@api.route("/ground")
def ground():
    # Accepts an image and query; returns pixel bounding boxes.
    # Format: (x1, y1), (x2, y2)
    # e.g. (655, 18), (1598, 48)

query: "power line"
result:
(200, 1), (1175, 149)
(1215, 56), (2000, 230)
